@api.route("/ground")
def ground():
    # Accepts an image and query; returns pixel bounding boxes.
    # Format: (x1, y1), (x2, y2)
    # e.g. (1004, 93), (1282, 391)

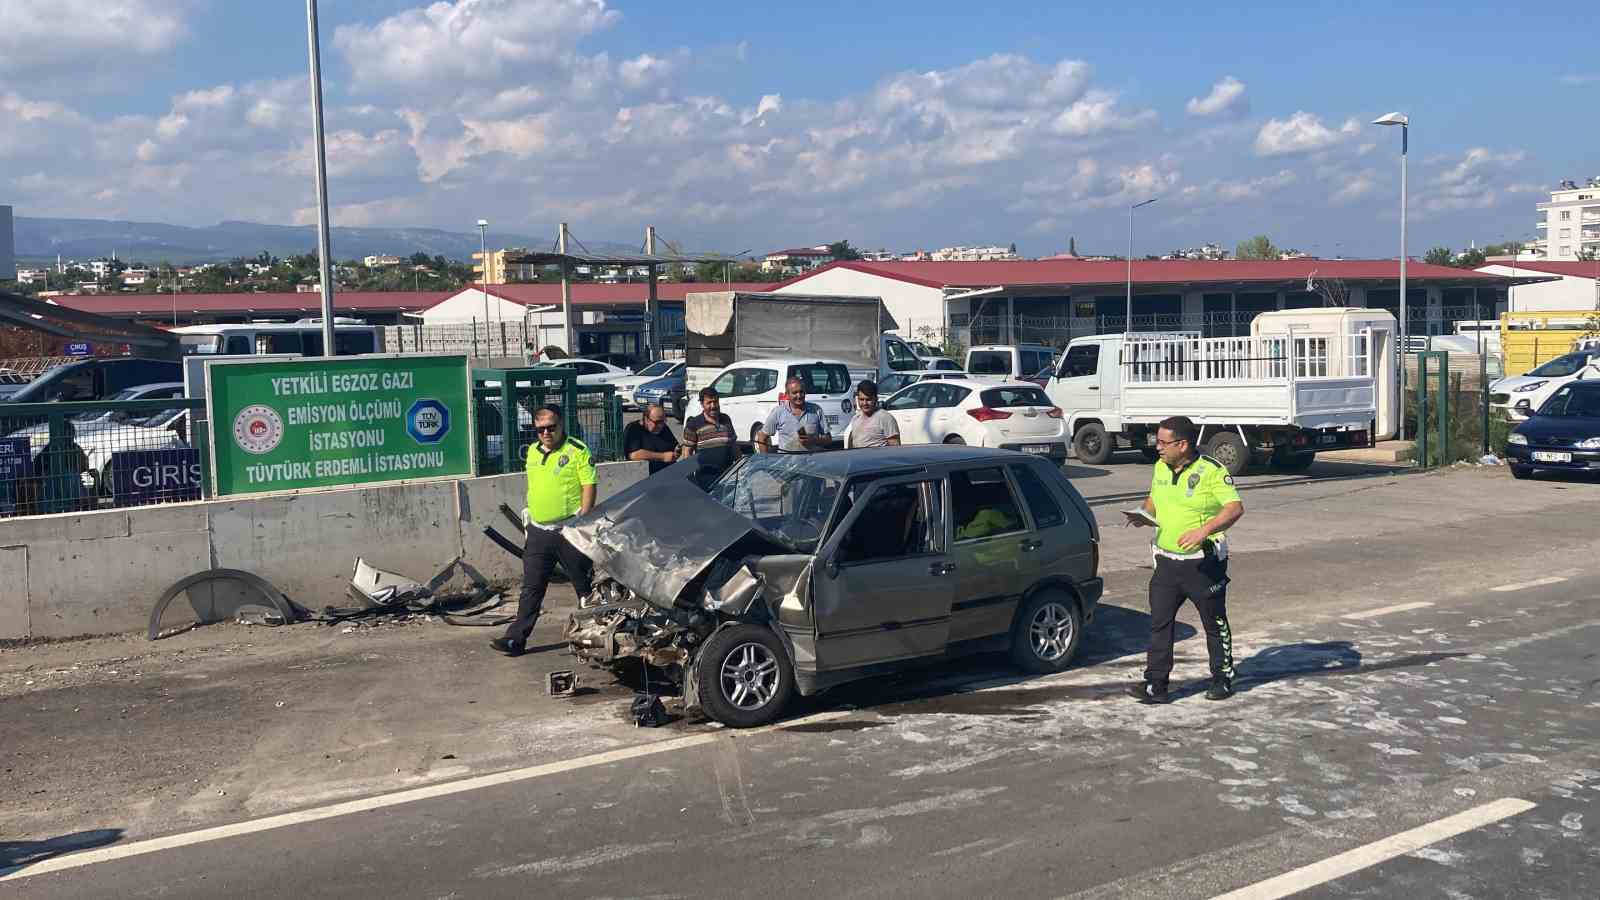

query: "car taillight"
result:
(1046, 407), (1063, 418)
(967, 407), (1012, 422)
(777, 393), (787, 404)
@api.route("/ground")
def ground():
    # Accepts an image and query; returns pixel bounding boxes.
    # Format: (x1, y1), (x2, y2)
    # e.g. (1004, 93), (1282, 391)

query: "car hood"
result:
(635, 375), (683, 391)
(1515, 414), (1600, 441)
(562, 459), (770, 609)
(1490, 375), (1547, 393)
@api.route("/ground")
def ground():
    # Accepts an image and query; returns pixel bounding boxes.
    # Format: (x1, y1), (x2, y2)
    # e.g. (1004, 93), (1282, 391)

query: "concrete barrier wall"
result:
(0, 461), (648, 641)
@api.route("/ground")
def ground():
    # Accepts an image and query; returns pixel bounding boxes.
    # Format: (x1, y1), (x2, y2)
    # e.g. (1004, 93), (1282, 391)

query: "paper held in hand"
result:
(1121, 508), (1158, 527)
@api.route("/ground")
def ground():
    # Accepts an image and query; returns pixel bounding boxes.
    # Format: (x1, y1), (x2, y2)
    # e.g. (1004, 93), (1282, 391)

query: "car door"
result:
(925, 383), (971, 442)
(945, 464), (1032, 644)
(1050, 342), (1104, 423)
(1006, 459), (1096, 590)
(810, 476), (953, 670)
(883, 383), (935, 443)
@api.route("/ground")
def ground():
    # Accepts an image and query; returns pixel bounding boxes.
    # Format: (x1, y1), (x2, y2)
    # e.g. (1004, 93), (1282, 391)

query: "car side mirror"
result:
(824, 558), (840, 579)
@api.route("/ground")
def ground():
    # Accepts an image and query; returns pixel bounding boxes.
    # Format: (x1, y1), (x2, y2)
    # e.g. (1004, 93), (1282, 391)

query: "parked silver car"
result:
(564, 445), (1103, 727)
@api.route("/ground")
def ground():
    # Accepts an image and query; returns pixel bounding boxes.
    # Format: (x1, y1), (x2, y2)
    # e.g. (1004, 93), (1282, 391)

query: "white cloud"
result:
(1186, 76), (1248, 118)
(618, 53), (674, 90)
(1050, 90), (1158, 137)
(334, 0), (621, 91)
(1331, 170), (1378, 205)
(1559, 73), (1600, 86)
(1182, 169), (1296, 204)
(1418, 147), (1529, 214)
(0, 0), (190, 71)
(1254, 112), (1359, 157)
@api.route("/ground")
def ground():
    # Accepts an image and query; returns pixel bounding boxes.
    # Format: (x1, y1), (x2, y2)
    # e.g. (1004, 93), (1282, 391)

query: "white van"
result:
(172, 319), (380, 357)
(965, 345), (1056, 384)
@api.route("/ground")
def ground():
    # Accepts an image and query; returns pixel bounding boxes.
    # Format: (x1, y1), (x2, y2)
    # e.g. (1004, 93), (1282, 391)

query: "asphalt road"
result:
(3, 464), (1598, 898)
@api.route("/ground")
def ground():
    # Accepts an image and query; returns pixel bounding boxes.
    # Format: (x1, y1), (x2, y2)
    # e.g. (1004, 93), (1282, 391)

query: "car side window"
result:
(224, 335), (253, 355)
(1059, 344), (1100, 378)
(1009, 464), (1064, 529)
(836, 481), (940, 565)
(885, 384), (931, 410)
(711, 369), (743, 396)
(744, 368), (778, 396)
(950, 466), (1026, 541)
(929, 385), (969, 408)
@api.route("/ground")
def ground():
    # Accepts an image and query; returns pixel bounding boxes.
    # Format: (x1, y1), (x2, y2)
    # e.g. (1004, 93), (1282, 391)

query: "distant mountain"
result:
(12, 217), (646, 265)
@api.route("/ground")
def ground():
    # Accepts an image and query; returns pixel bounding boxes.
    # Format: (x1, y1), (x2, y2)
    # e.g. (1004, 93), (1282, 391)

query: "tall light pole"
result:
(1126, 197), (1159, 331)
(1374, 112), (1408, 441)
(304, 0), (336, 356)
(477, 218), (490, 342)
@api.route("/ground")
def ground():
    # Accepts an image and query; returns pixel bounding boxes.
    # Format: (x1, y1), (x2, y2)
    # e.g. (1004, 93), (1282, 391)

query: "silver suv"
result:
(565, 445), (1103, 727)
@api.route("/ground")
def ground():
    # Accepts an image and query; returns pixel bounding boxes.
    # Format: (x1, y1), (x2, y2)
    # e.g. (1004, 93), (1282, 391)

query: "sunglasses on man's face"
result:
(535, 424), (561, 433)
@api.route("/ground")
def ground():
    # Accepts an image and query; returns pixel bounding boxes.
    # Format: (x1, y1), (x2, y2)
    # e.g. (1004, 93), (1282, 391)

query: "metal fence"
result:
(0, 398), (209, 518)
(471, 367), (625, 475)
(385, 321), (536, 358)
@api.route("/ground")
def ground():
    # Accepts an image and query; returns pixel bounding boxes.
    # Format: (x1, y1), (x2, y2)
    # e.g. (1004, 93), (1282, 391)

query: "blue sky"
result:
(3, 0), (1595, 258)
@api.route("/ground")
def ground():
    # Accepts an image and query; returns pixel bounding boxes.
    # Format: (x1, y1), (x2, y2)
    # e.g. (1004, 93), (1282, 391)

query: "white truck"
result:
(683, 291), (920, 396)
(1045, 308), (1397, 474)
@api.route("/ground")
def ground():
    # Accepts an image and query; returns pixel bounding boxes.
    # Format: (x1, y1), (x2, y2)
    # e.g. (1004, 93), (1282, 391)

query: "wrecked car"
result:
(562, 446), (1103, 727)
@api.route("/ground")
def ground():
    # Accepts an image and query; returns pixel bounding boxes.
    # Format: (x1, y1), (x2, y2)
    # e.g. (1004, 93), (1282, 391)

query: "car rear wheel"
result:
(943, 434), (966, 445)
(1510, 464), (1533, 480)
(695, 624), (794, 728)
(1205, 431), (1250, 476)
(1009, 591), (1082, 674)
(1073, 423), (1112, 465)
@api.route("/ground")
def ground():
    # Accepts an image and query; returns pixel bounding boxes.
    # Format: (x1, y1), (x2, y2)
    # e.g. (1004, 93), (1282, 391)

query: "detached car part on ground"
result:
(562, 447), (1103, 727)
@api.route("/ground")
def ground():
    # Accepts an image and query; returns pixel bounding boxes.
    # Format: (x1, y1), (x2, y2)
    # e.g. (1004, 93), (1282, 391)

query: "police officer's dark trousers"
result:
(504, 525), (593, 649)
(1145, 545), (1233, 687)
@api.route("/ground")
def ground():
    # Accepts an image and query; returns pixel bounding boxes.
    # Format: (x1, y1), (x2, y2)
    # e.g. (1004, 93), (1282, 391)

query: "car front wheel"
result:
(1510, 464), (1532, 480)
(695, 624), (794, 728)
(1009, 591), (1083, 674)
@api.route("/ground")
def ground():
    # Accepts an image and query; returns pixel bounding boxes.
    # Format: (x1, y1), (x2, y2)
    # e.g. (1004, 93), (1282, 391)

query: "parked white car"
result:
(6, 382), (186, 452)
(877, 369), (970, 395)
(919, 356), (964, 371)
(965, 345), (1057, 384)
(543, 358), (634, 386)
(609, 361), (685, 408)
(1490, 350), (1600, 421)
(682, 358), (857, 446)
(76, 406), (191, 493)
(880, 378), (1068, 460)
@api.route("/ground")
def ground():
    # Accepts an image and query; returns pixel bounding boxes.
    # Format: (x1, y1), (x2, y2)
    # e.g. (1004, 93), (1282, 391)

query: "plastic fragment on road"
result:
(547, 670), (577, 697)
(631, 692), (669, 727)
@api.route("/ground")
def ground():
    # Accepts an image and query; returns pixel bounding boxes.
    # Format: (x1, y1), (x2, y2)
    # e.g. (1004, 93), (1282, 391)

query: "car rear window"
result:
(788, 364), (851, 395)
(980, 386), (1052, 408)
(968, 351), (1011, 375)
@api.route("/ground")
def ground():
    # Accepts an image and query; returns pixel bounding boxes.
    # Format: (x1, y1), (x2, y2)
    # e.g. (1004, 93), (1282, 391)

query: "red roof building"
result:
(51, 290), (447, 325)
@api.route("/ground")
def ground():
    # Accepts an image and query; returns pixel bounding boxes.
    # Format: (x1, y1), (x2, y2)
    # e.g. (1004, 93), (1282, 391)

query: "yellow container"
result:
(1499, 311), (1598, 376)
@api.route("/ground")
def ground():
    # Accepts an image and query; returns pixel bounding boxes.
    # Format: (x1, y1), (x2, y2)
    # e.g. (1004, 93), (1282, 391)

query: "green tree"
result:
(1453, 248), (1487, 269)
(1424, 246), (1454, 266)
(826, 240), (862, 261)
(1235, 235), (1282, 260)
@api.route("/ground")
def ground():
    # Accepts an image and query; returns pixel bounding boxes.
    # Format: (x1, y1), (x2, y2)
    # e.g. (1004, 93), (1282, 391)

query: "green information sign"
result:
(206, 354), (474, 496)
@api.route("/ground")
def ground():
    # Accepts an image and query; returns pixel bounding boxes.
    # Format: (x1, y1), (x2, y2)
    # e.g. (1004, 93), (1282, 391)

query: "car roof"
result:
(905, 378), (1040, 391)
(968, 345), (1052, 352)
(761, 443), (1035, 478)
(718, 358), (853, 369)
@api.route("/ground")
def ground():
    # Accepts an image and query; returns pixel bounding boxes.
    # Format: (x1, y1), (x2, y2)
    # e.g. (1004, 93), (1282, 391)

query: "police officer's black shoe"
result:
(1205, 677), (1235, 701)
(489, 638), (525, 657)
(1129, 681), (1170, 704)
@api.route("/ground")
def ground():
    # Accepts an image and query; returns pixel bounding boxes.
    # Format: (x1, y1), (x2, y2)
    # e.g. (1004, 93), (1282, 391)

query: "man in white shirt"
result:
(844, 380), (901, 449)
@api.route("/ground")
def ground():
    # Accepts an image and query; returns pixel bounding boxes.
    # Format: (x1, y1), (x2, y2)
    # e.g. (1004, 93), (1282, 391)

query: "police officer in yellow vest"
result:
(491, 407), (596, 658)
(1126, 415), (1245, 703)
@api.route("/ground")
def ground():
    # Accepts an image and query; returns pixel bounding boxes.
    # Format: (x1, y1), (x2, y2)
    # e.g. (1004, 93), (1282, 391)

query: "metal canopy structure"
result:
(0, 290), (179, 352)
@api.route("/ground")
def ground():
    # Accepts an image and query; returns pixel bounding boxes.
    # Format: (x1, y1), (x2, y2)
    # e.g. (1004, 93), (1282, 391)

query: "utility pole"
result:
(558, 223), (574, 355)
(304, 0), (336, 356)
(644, 225), (658, 362)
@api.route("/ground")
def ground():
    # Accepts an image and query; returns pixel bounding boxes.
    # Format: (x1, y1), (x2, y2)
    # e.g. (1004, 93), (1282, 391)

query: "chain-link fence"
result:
(0, 398), (208, 517)
(386, 320), (539, 358)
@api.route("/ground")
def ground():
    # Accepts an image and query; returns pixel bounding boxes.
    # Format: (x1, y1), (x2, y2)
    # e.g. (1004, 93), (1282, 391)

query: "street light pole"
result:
(477, 219), (490, 351)
(1374, 112), (1409, 441)
(304, 0), (336, 357)
(1127, 198), (1158, 332)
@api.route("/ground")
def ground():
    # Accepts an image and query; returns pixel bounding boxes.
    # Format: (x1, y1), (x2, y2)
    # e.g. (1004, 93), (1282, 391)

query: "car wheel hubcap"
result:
(720, 642), (779, 710)
(1029, 602), (1074, 661)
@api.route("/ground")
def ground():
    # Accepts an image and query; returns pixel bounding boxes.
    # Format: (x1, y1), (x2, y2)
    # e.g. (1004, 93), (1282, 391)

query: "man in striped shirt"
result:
(681, 386), (740, 487)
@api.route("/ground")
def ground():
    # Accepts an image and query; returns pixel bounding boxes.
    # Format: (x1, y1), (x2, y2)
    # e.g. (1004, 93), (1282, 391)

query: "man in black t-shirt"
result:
(624, 404), (679, 474)
(682, 387), (739, 487)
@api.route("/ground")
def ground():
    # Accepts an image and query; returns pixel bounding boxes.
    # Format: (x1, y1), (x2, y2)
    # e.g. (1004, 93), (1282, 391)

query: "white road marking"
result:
(1208, 797), (1537, 900)
(1341, 601), (1434, 620)
(0, 709), (853, 883)
(1490, 576), (1567, 593)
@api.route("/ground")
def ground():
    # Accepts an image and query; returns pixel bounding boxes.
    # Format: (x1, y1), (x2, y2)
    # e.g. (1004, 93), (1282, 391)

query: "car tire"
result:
(1072, 423), (1112, 465)
(695, 624), (795, 728)
(1510, 464), (1533, 480)
(943, 434), (966, 445)
(1009, 590), (1083, 674)
(1270, 450), (1316, 473)
(1205, 431), (1251, 476)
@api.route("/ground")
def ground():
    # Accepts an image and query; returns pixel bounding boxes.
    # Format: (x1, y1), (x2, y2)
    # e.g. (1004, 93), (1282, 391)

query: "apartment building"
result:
(1535, 177), (1600, 260)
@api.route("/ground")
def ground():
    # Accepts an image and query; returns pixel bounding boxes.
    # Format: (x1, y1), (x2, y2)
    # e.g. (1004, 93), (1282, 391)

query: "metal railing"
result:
(471, 367), (625, 475)
(0, 399), (209, 517)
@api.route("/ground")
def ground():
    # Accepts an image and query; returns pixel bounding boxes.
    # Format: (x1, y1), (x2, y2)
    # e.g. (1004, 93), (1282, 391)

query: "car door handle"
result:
(1087, 386), (1099, 391)
(929, 562), (957, 576)
(1020, 539), (1043, 552)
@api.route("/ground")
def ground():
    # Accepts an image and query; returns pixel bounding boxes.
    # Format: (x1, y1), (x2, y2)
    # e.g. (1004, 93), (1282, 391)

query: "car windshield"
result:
(1537, 386), (1600, 418)
(1530, 353), (1590, 377)
(637, 361), (674, 377)
(70, 387), (143, 422)
(708, 454), (841, 553)
(179, 335), (222, 355)
(788, 364), (851, 395)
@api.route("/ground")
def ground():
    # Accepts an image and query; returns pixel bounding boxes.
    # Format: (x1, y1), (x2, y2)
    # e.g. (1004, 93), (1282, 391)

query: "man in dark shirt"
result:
(624, 404), (679, 474)
(682, 387), (739, 486)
